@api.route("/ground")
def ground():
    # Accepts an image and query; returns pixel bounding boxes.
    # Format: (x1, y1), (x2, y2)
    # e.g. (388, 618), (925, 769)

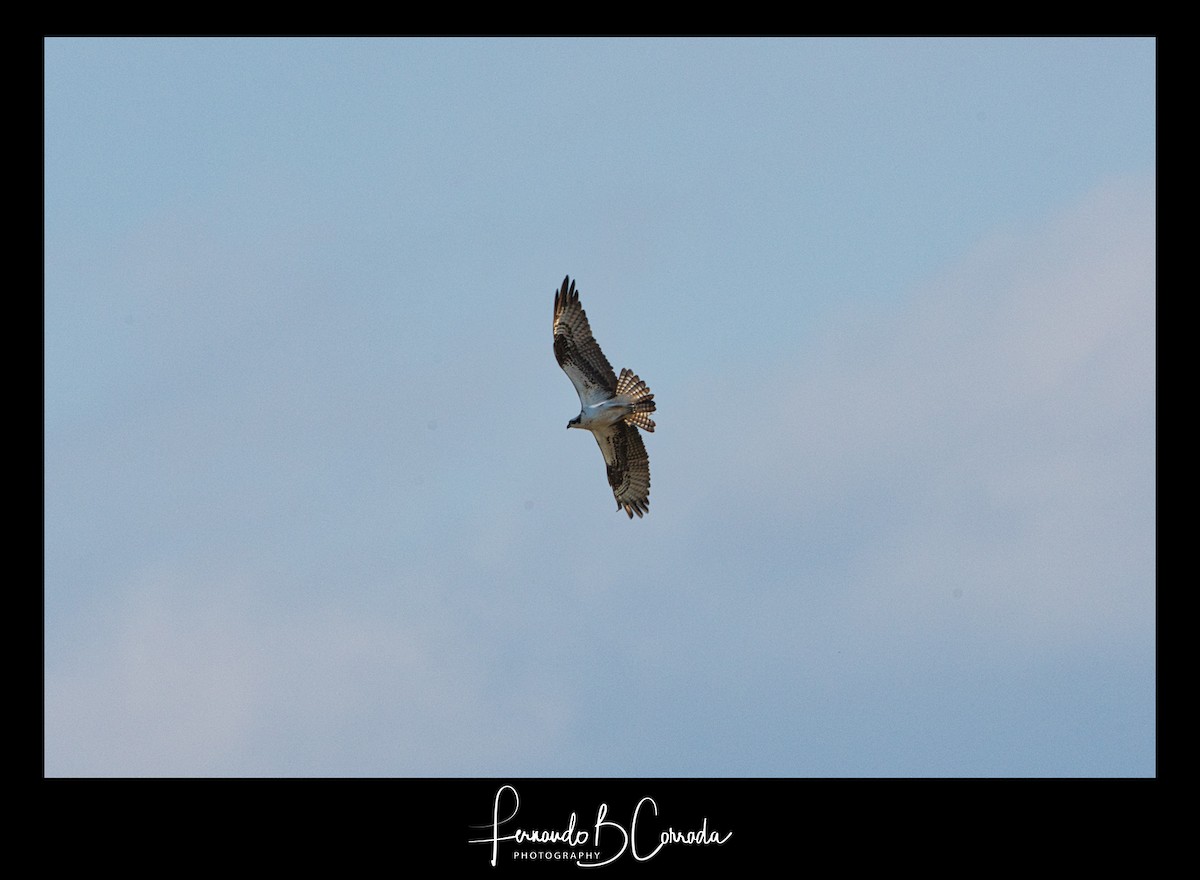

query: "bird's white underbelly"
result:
(578, 399), (631, 429)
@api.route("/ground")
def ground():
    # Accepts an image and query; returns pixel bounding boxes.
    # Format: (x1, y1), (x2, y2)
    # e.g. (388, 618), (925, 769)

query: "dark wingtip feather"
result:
(619, 499), (648, 519)
(554, 276), (572, 326)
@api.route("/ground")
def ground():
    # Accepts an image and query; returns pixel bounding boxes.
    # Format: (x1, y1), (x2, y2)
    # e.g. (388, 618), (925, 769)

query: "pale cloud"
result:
(44, 565), (575, 776)
(688, 174), (1154, 650)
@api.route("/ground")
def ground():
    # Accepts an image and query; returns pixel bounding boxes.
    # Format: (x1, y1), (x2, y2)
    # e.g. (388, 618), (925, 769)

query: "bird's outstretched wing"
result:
(594, 422), (651, 519)
(553, 276), (617, 406)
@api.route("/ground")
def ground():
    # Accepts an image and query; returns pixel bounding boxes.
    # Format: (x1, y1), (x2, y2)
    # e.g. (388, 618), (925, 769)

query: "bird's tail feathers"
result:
(616, 368), (656, 432)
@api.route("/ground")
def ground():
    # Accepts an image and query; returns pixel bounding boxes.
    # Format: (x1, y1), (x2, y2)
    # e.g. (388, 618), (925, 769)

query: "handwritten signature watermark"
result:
(469, 784), (732, 868)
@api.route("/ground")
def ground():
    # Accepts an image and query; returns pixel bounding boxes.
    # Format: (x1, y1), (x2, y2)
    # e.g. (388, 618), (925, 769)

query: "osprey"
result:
(553, 275), (656, 518)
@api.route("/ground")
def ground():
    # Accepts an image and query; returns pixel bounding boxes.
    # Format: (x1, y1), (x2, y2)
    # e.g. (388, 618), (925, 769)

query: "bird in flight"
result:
(553, 276), (656, 518)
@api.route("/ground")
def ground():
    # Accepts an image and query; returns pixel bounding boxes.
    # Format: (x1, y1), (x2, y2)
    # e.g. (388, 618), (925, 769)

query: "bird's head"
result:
(567, 415), (581, 429)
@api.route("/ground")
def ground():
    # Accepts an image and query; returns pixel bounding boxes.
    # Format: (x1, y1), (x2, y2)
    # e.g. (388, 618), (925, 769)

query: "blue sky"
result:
(44, 37), (1155, 776)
